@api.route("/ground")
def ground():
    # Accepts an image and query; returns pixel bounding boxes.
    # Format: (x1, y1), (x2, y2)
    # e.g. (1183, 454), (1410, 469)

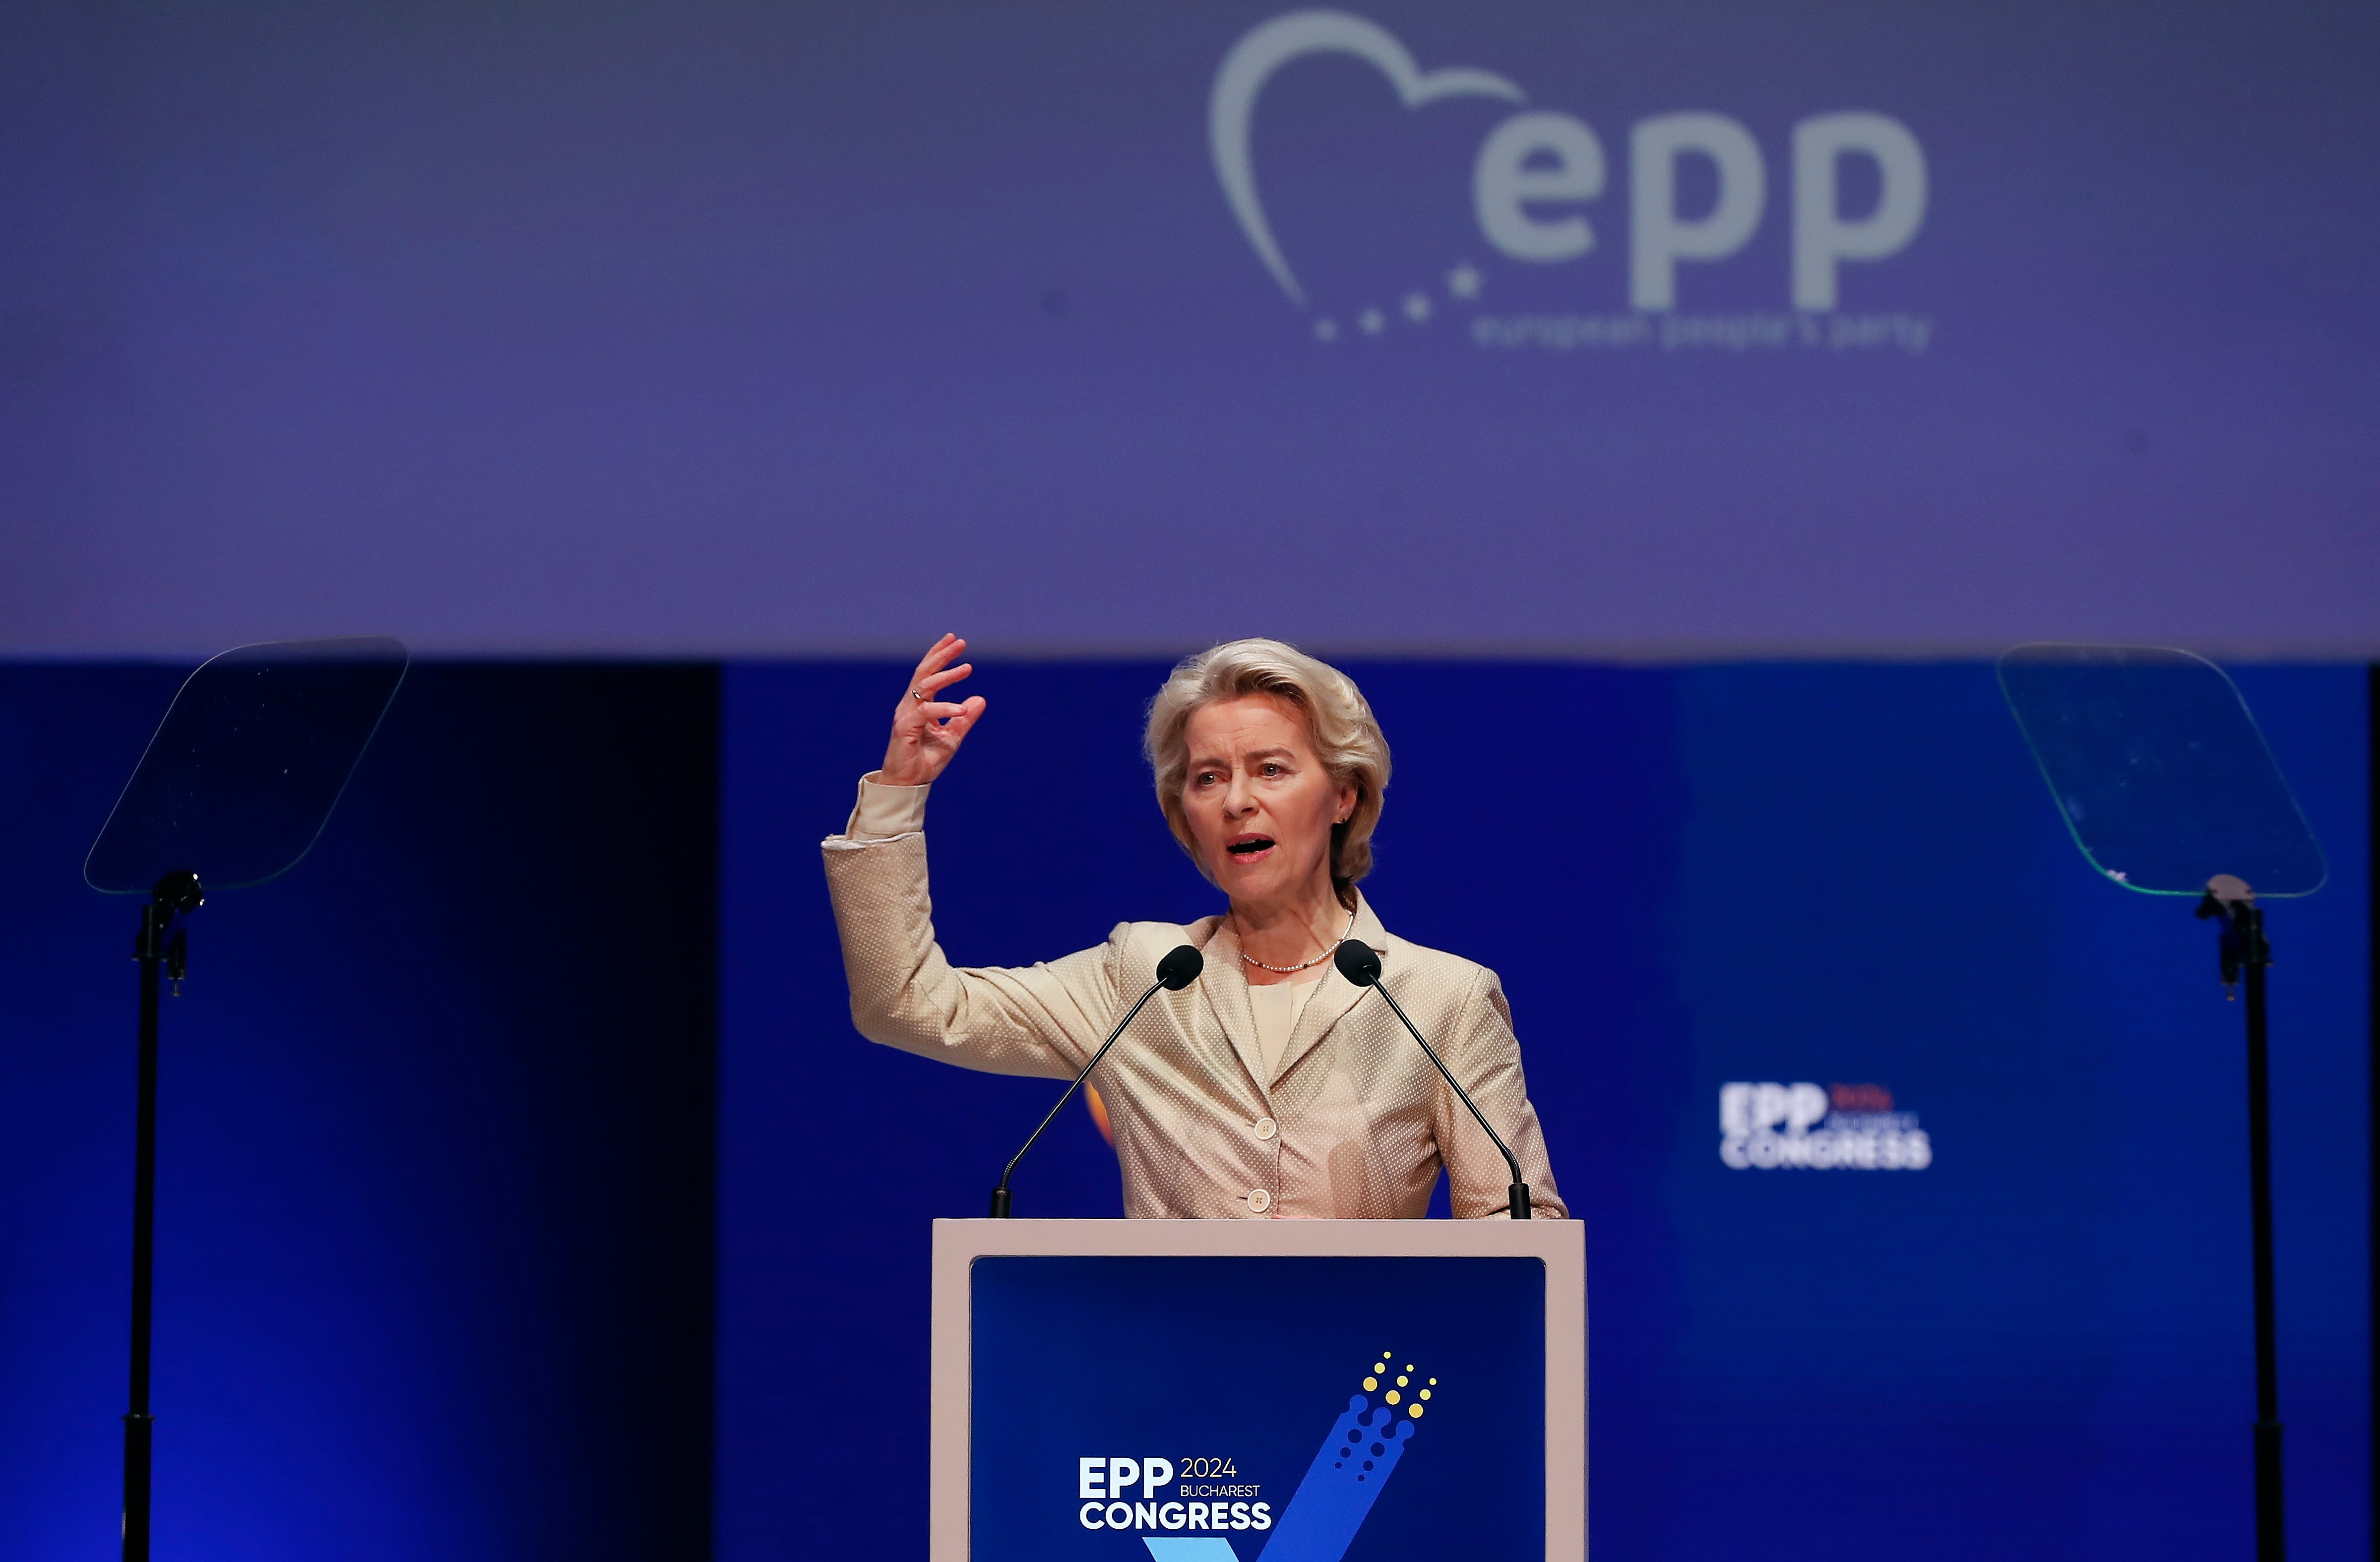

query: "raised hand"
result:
(880, 633), (987, 787)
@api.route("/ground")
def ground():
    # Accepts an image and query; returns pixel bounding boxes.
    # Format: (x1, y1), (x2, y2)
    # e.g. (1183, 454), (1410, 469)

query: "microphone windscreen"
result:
(1333, 939), (1381, 987)
(1155, 944), (1205, 990)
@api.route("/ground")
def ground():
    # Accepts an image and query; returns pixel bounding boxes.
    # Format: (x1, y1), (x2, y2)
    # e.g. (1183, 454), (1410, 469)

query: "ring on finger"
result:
(910, 688), (927, 702)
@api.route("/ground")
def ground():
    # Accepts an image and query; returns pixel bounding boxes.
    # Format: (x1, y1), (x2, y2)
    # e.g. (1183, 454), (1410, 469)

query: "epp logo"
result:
(1076, 1458), (1271, 1536)
(1720, 1081), (1829, 1137)
(1718, 1081), (1932, 1171)
(1070, 1355), (1436, 1561)
(1213, 10), (1925, 318)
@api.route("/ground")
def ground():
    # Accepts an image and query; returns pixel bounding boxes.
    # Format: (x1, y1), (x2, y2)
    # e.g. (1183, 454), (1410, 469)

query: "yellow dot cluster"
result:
(1360, 1355), (1439, 1418)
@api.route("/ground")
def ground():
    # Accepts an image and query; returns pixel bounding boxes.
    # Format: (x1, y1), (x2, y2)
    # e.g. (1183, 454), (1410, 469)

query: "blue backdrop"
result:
(721, 660), (2369, 1561)
(0, 658), (2364, 1558)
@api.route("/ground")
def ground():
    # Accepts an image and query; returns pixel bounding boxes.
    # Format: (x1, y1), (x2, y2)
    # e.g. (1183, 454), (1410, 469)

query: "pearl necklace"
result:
(1236, 906), (1357, 974)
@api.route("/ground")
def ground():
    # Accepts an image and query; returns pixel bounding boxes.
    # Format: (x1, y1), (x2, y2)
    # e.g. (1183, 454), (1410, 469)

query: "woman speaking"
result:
(822, 634), (1566, 1220)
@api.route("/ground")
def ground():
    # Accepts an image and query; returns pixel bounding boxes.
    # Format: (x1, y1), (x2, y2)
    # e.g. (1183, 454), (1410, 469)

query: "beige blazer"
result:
(821, 827), (1567, 1220)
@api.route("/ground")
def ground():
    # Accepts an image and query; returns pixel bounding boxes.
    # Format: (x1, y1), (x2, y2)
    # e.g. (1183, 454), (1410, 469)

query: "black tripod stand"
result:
(2198, 875), (2285, 1561)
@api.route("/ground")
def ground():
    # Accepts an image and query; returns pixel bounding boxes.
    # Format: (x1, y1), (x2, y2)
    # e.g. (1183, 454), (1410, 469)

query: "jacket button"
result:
(1254, 1116), (1277, 1140)
(1248, 1187), (1273, 1214)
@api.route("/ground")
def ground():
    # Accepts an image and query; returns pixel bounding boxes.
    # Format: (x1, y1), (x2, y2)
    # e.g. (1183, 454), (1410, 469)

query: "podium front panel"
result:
(932, 1220), (1585, 1562)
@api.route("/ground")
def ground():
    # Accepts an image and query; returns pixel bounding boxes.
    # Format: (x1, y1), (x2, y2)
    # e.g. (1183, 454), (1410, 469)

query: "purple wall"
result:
(0, 0), (2373, 657)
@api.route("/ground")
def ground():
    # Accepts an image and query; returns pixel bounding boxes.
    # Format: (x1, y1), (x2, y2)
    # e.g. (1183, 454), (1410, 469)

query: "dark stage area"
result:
(0, 664), (719, 1559)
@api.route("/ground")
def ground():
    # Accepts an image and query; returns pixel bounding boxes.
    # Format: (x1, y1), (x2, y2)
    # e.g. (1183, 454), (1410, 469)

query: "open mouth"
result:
(1225, 835), (1276, 859)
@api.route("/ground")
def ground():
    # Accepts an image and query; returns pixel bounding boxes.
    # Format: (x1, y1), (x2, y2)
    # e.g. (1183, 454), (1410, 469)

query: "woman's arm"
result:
(1433, 969), (1570, 1219)
(820, 634), (1120, 1079)
(823, 826), (1120, 1080)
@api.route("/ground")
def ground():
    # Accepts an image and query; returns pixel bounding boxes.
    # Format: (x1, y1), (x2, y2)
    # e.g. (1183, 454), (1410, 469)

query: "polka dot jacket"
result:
(821, 820), (1567, 1221)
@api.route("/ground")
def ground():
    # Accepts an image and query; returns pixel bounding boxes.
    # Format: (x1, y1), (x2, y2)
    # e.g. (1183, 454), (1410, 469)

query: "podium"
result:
(931, 1219), (1586, 1562)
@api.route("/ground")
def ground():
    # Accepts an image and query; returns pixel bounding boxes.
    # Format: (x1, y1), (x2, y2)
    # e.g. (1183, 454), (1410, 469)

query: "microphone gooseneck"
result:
(990, 944), (1204, 1217)
(1334, 940), (1534, 1220)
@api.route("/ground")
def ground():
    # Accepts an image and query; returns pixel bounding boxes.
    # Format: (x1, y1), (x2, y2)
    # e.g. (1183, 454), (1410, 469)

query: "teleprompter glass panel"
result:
(1997, 643), (2324, 898)
(85, 637), (408, 894)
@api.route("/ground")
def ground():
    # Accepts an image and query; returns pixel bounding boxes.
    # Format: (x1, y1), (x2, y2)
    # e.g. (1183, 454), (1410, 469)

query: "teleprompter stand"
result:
(120, 867), (202, 1558)
(2002, 644), (2326, 1561)
(2197, 875), (2287, 1559)
(84, 637), (407, 1562)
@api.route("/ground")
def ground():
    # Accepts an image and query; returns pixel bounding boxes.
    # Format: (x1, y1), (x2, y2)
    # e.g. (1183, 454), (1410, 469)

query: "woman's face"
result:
(1179, 693), (1356, 909)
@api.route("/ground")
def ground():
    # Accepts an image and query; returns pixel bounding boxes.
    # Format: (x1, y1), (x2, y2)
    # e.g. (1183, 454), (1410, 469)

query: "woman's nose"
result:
(1222, 771), (1256, 814)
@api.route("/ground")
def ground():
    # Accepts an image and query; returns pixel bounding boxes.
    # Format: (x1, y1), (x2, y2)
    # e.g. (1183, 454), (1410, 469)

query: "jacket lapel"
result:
(1196, 915), (1270, 1093)
(1269, 893), (1389, 1086)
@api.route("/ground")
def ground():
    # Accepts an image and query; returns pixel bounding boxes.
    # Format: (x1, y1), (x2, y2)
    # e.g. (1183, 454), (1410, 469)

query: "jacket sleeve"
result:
(821, 829), (1121, 1081)
(1434, 968), (1570, 1220)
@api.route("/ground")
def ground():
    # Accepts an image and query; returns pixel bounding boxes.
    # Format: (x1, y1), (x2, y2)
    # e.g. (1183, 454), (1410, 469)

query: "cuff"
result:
(846, 771), (930, 839)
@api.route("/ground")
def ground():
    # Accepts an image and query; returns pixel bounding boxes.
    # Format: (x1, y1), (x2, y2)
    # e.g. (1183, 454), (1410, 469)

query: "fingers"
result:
(919, 695), (986, 726)
(917, 662), (973, 697)
(882, 690), (985, 785)
(910, 633), (966, 684)
(901, 635), (974, 718)
(887, 639), (982, 786)
(939, 697), (986, 741)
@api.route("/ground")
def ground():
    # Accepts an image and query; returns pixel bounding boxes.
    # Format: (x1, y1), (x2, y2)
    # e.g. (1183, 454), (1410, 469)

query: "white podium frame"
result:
(931, 1218), (1586, 1561)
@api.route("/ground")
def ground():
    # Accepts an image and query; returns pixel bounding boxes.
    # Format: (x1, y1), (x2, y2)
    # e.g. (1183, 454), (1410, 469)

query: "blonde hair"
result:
(1143, 639), (1391, 907)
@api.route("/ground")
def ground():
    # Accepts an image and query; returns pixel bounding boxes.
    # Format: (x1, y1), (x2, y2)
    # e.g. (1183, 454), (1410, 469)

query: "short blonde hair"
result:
(1143, 639), (1391, 906)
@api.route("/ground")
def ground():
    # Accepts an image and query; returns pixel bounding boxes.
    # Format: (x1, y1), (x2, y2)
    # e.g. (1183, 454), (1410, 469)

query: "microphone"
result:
(1335, 940), (1534, 1220)
(989, 944), (1204, 1217)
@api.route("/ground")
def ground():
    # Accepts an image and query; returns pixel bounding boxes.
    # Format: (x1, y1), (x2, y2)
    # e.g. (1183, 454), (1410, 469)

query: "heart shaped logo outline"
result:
(1210, 10), (1527, 308)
